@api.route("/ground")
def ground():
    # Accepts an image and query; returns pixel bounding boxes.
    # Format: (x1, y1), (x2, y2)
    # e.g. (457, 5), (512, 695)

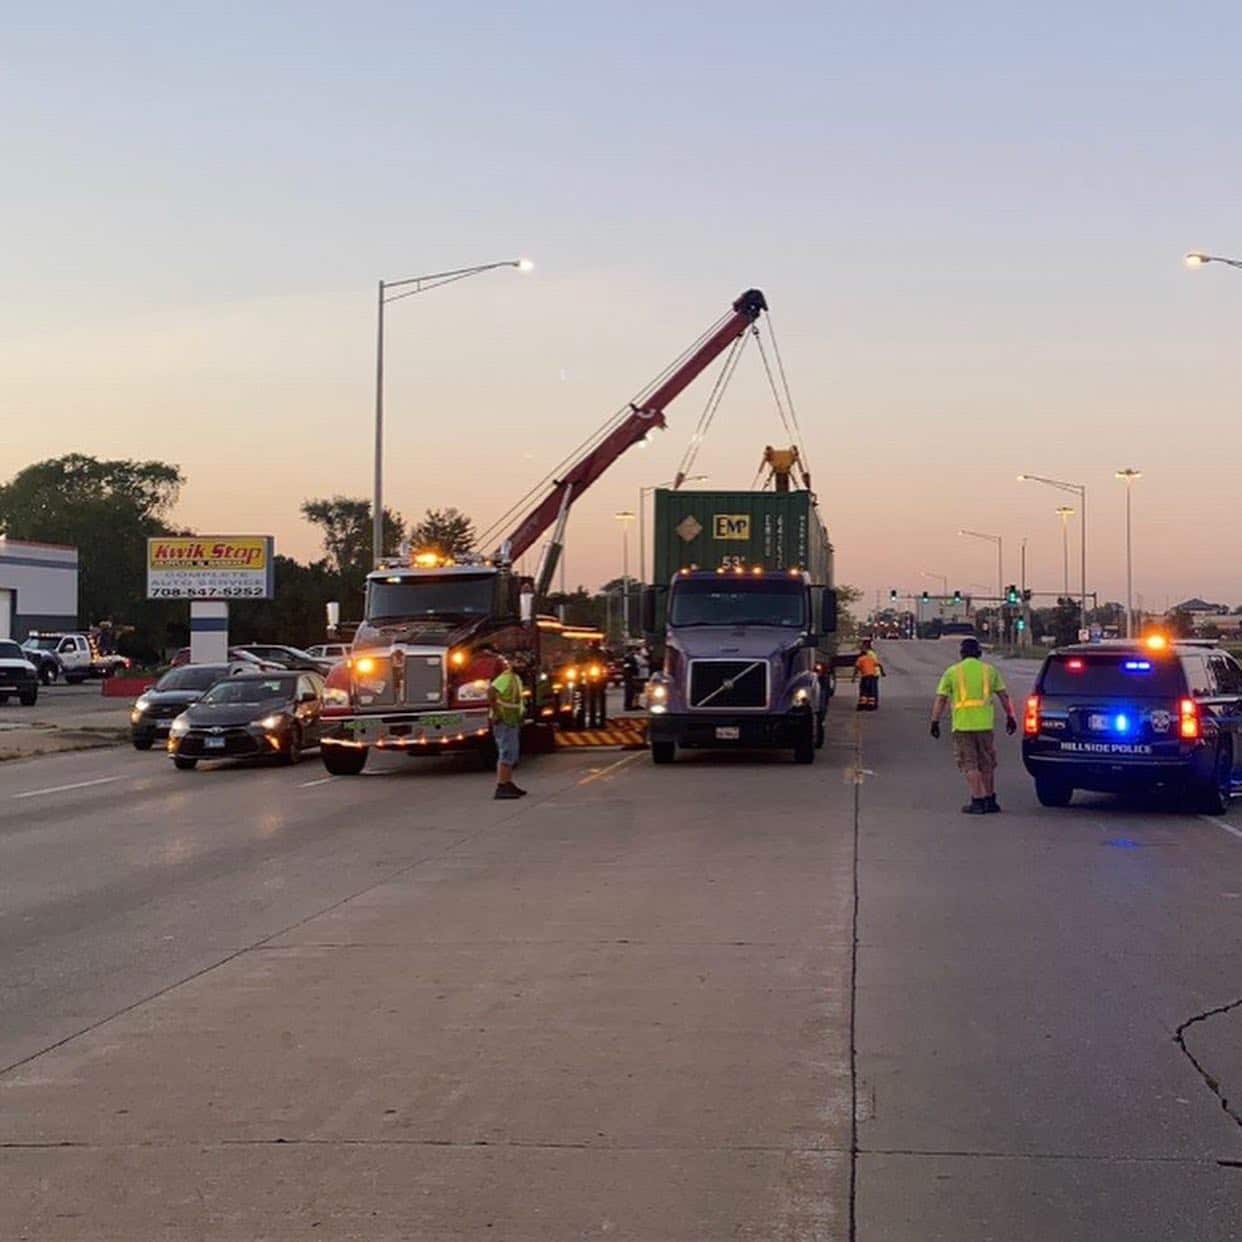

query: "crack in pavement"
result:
(1174, 996), (1242, 1130)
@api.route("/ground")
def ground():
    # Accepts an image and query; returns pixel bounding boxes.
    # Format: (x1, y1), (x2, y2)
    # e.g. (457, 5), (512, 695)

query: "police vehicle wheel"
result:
(651, 740), (675, 764)
(321, 744), (368, 776)
(1194, 743), (1233, 815)
(173, 756), (198, 771)
(1035, 777), (1073, 808)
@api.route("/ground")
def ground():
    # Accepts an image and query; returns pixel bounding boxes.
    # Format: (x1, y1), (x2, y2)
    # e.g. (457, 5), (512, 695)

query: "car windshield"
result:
(669, 580), (806, 628)
(1041, 653), (1184, 697)
(199, 677), (295, 705)
(155, 666), (228, 692)
(0, 641), (24, 660)
(24, 637), (58, 651)
(367, 574), (494, 621)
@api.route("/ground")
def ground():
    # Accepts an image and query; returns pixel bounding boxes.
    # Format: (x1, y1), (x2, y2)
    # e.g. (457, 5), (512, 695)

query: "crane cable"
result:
(761, 312), (813, 485)
(476, 307), (738, 549)
(671, 328), (749, 486)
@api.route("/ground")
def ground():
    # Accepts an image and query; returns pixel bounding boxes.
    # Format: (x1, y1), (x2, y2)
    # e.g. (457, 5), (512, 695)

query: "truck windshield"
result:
(669, 580), (806, 628)
(367, 574), (495, 622)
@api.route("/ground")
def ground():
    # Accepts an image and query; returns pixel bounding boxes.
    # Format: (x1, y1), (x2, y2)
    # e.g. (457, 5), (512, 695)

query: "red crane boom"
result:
(502, 288), (768, 565)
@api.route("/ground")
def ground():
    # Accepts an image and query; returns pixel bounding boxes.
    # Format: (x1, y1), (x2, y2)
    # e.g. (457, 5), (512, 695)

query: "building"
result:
(0, 539), (79, 640)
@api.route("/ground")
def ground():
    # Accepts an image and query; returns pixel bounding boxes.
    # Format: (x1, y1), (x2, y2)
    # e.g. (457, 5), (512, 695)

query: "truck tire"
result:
(322, 744), (368, 776)
(793, 720), (816, 764)
(1035, 777), (1073, 807)
(651, 740), (676, 765)
(19, 687), (37, 706)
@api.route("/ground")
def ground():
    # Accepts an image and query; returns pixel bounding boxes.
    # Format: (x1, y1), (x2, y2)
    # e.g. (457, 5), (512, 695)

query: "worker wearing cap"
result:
(853, 637), (885, 711)
(930, 637), (1017, 814)
(488, 651), (527, 801)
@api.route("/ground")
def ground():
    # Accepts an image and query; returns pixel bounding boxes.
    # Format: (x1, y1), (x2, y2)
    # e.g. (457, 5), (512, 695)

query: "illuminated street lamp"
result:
(372, 258), (533, 564)
(1184, 251), (1242, 270)
(1115, 468), (1142, 637)
(1019, 474), (1087, 623)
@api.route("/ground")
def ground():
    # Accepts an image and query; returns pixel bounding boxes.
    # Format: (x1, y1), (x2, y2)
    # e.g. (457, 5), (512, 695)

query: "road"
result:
(2, 641), (1240, 1238)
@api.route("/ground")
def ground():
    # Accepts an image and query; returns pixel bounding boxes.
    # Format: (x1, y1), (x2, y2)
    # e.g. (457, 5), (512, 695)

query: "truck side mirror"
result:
(519, 588), (534, 624)
(820, 589), (839, 635)
(641, 587), (657, 634)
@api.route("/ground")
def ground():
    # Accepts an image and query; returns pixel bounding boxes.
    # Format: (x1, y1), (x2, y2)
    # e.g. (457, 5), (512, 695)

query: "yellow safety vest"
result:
(491, 669), (525, 726)
(936, 658), (1005, 732)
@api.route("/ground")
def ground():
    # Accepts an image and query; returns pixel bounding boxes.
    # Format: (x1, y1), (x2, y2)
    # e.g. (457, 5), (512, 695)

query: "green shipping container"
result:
(651, 489), (833, 588)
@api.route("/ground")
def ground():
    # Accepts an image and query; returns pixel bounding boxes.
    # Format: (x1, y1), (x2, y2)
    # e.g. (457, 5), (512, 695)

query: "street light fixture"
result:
(615, 511), (636, 640)
(1054, 506), (1076, 599)
(1184, 251), (1242, 270)
(958, 530), (1003, 604)
(1018, 474), (1088, 624)
(1115, 468), (1142, 638)
(372, 258), (533, 565)
(638, 476), (708, 588)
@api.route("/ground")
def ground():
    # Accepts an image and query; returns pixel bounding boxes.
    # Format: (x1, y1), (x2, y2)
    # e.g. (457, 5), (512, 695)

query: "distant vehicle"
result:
(1022, 637), (1242, 812)
(24, 632), (128, 683)
(169, 647), (284, 670)
(230, 644), (333, 674)
(20, 638), (62, 684)
(306, 643), (350, 663)
(0, 640), (39, 706)
(130, 662), (250, 750)
(168, 672), (324, 769)
(939, 621), (977, 639)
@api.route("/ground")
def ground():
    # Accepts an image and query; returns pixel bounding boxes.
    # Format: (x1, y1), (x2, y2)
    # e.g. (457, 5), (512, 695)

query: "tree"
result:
(230, 556), (341, 650)
(1166, 608), (1195, 638)
(0, 454), (185, 634)
(409, 507), (477, 558)
(834, 584), (865, 640)
(301, 496), (405, 603)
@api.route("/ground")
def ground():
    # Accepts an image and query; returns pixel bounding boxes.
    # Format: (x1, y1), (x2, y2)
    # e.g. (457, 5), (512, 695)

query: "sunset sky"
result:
(5, 2), (1242, 612)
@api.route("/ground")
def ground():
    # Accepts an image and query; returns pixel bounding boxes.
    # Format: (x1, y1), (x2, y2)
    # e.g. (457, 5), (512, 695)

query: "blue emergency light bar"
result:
(1123, 661), (1152, 671)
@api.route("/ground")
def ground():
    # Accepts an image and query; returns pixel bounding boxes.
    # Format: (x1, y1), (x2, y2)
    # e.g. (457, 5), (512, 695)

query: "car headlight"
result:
(170, 716), (191, 738)
(253, 714), (284, 730)
(134, 696), (151, 714)
(454, 679), (490, 702)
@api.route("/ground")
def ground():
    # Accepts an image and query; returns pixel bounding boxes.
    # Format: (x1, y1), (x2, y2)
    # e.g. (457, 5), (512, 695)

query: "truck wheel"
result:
(1035, 777), (1073, 807)
(40, 666), (56, 685)
(173, 756), (198, 771)
(793, 721), (816, 764)
(651, 740), (676, 764)
(19, 687), (37, 706)
(322, 744), (368, 776)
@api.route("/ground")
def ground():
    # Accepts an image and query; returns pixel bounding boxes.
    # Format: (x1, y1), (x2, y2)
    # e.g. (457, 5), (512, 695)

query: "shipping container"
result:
(651, 489), (833, 588)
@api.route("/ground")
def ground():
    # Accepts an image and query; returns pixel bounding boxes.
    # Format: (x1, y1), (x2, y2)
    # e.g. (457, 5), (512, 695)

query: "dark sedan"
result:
(130, 663), (243, 750)
(168, 672), (324, 770)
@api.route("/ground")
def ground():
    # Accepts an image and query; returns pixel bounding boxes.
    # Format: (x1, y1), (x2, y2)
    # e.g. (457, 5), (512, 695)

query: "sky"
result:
(4, 1), (1242, 613)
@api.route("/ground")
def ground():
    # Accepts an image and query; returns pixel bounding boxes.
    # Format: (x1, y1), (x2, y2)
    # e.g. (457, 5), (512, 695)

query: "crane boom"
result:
(502, 288), (768, 566)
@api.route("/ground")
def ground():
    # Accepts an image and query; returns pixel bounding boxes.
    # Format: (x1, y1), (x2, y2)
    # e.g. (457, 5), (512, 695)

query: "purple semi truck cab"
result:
(644, 568), (837, 765)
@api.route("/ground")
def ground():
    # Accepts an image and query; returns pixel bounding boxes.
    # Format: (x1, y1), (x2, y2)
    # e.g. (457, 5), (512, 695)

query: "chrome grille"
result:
(403, 654), (444, 707)
(688, 659), (769, 710)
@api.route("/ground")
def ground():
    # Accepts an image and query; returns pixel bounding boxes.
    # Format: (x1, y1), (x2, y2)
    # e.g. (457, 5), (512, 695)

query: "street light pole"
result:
(1019, 474), (1088, 628)
(1055, 506), (1075, 598)
(959, 530), (1003, 602)
(615, 511), (635, 639)
(1185, 251), (1242, 270)
(371, 258), (533, 566)
(1116, 468), (1142, 638)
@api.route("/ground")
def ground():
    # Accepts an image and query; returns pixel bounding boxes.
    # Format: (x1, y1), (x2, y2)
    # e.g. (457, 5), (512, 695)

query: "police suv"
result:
(1021, 637), (1242, 812)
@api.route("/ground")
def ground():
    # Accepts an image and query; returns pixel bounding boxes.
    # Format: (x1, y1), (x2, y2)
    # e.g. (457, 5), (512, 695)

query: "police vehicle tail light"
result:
(1179, 698), (1200, 740)
(1023, 695), (1040, 736)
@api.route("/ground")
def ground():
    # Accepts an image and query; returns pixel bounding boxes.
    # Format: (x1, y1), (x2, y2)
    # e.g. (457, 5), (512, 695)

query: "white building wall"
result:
(0, 539), (79, 634)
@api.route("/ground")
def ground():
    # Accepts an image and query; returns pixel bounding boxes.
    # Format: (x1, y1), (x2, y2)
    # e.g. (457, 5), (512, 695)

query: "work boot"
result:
(983, 794), (1001, 813)
(961, 798), (988, 814)
(494, 784), (522, 800)
(508, 782), (528, 797)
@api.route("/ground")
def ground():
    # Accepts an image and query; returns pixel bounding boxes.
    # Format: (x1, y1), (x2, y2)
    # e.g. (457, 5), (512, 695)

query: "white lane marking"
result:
(299, 776), (336, 787)
(13, 775), (122, 800)
(576, 751), (642, 786)
(1200, 815), (1242, 841)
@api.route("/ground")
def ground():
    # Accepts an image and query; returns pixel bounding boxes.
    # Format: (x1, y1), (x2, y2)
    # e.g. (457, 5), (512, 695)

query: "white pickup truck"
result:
(24, 632), (129, 684)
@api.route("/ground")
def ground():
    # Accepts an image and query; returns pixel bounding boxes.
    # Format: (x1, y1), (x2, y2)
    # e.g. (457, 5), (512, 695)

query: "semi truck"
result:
(642, 485), (837, 764)
(317, 289), (772, 775)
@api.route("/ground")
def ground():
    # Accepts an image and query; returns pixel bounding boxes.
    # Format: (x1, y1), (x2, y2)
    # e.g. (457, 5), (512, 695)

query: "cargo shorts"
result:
(492, 721), (521, 766)
(953, 728), (997, 775)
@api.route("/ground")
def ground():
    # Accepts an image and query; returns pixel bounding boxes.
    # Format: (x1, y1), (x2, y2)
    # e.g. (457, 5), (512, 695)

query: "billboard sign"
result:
(147, 536), (274, 600)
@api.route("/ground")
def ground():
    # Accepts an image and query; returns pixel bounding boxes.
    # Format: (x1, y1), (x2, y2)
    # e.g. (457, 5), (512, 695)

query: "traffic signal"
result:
(889, 588), (898, 602)
(952, 589), (962, 604)
(1006, 584), (1019, 605)
(1022, 589), (1032, 603)
(1016, 617), (1026, 632)
(921, 590), (929, 602)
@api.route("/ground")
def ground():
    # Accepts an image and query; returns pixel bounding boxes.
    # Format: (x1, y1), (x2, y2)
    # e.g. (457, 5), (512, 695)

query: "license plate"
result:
(421, 712), (463, 731)
(204, 736), (226, 750)
(715, 726), (740, 740)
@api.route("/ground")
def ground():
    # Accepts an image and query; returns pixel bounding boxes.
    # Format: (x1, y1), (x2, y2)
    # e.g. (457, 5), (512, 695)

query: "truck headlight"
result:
(170, 716), (190, 738)
(793, 688), (810, 704)
(648, 683), (668, 702)
(455, 679), (490, 702)
(322, 686), (350, 710)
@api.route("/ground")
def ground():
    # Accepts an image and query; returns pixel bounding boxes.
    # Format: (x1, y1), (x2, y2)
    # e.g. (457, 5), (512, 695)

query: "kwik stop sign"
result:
(147, 536), (274, 600)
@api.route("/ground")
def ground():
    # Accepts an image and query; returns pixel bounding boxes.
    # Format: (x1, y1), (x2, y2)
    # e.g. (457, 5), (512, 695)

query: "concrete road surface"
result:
(2, 640), (1241, 1239)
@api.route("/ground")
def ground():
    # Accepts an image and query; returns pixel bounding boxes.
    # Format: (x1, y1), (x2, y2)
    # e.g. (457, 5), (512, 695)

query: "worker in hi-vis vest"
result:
(487, 649), (527, 801)
(930, 637), (1018, 814)
(853, 637), (885, 711)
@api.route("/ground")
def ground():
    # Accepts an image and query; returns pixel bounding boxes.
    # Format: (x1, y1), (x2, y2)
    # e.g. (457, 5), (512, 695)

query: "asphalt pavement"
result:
(2, 642), (1240, 1239)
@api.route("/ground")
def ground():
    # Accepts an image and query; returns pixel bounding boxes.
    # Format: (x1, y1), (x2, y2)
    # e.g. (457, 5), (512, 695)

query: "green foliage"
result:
(230, 556), (342, 649)
(300, 496), (406, 602)
(0, 454), (186, 636)
(834, 583), (864, 639)
(409, 507), (477, 558)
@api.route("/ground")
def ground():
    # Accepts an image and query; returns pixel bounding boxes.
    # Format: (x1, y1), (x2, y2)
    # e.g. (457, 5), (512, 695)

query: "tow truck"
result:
(318, 289), (771, 775)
